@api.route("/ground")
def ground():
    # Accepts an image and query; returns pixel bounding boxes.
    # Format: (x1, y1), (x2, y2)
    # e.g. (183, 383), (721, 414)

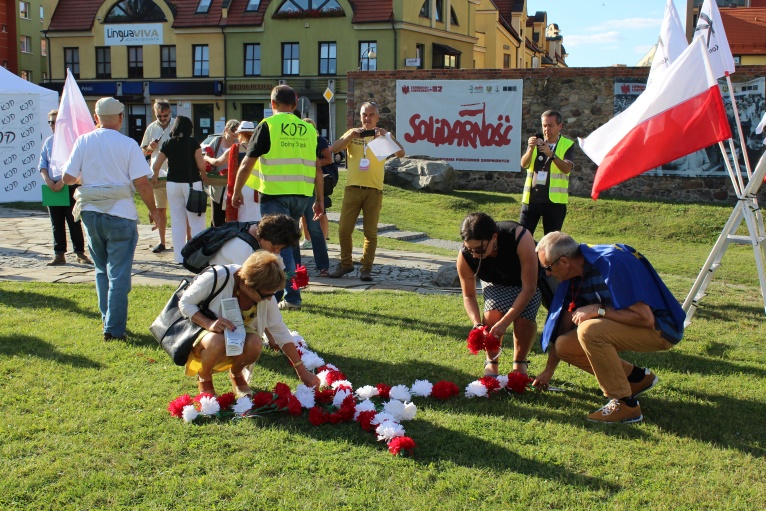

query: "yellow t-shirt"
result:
(346, 136), (385, 190)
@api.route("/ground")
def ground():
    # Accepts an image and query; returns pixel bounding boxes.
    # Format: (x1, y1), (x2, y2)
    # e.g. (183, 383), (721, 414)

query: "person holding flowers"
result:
(457, 213), (541, 377)
(179, 250), (320, 396)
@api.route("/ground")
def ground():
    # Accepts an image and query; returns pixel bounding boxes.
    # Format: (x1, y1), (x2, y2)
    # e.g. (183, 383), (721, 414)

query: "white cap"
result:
(236, 121), (255, 133)
(95, 97), (124, 115)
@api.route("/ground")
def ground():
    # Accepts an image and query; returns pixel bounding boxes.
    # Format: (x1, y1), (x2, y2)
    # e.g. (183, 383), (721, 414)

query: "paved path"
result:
(0, 207), (462, 295)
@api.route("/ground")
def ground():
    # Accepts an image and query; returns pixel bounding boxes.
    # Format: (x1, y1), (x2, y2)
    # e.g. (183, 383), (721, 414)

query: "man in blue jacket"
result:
(533, 232), (685, 424)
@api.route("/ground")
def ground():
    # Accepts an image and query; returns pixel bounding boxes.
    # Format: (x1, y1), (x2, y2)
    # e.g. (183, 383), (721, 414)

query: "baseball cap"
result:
(236, 121), (255, 133)
(95, 97), (124, 115)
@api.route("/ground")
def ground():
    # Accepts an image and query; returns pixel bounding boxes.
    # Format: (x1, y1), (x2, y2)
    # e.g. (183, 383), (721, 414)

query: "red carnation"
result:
(479, 376), (501, 394)
(336, 395), (356, 421)
(273, 382), (292, 398)
(484, 331), (501, 353)
(327, 411), (345, 424)
(376, 383), (392, 399)
(315, 388), (335, 404)
(203, 146), (215, 173)
(216, 392), (236, 410)
(286, 395), (303, 416)
(466, 327), (486, 355)
(308, 406), (326, 426)
(291, 264), (310, 290)
(325, 370), (348, 385)
(251, 391), (274, 409)
(168, 394), (193, 417)
(431, 380), (460, 400)
(356, 410), (378, 432)
(387, 436), (417, 456)
(506, 372), (534, 394)
(193, 392), (215, 403)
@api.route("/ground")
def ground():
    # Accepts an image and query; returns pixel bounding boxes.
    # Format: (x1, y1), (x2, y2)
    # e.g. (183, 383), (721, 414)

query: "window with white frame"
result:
(245, 0), (261, 11)
(193, 45), (209, 76)
(319, 42), (336, 75)
(21, 70), (31, 81)
(20, 36), (32, 53)
(282, 43), (299, 75)
(196, 0), (212, 13)
(41, 39), (47, 56)
(20, 2), (30, 19)
(244, 43), (261, 76)
(359, 41), (376, 71)
(64, 47), (80, 78)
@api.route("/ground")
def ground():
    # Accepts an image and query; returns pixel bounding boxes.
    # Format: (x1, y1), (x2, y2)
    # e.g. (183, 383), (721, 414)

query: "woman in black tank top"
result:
(457, 213), (542, 377)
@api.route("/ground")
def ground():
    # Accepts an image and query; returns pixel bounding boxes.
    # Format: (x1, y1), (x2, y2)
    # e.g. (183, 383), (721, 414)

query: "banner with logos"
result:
(0, 95), (43, 202)
(104, 23), (163, 46)
(613, 77), (764, 177)
(396, 80), (523, 172)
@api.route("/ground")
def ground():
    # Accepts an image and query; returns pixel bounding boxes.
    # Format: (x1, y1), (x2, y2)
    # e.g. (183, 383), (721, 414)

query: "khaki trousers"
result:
(337, 186), (383, 271)
(555, 318), (674, 399)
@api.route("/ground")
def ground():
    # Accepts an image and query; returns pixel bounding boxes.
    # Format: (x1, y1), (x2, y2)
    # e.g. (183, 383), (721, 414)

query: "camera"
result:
(360, 129), (376, 138)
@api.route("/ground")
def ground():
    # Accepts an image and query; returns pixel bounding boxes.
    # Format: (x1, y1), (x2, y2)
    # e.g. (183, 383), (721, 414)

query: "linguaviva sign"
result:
(104, 23), (163, 46)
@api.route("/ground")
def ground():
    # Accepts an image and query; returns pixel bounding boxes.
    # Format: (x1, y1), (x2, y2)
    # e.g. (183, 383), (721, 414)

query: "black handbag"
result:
(186, 184), (208, 216)
(149, 266), (230, 365)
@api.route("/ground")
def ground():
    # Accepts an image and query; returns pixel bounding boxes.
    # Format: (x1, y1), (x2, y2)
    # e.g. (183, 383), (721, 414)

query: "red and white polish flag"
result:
(580, 37), (732, 199)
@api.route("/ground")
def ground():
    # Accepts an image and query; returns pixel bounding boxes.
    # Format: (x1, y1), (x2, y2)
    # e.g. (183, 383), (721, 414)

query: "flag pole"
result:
(718, 140), (742, 197)
(725, 72), (753, 180)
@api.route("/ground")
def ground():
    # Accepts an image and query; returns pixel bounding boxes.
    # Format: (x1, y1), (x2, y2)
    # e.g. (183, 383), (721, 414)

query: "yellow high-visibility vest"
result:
(521, 136), (574, 204)
(246, 113), (317, 196)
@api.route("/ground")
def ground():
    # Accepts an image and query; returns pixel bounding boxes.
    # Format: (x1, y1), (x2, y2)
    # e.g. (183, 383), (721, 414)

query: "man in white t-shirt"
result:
(62, 97), (157, 341)
(140, 99), (174, 253)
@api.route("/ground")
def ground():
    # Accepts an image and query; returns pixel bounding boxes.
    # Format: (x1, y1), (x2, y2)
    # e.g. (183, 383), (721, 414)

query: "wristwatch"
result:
(597, 307), (606, 318)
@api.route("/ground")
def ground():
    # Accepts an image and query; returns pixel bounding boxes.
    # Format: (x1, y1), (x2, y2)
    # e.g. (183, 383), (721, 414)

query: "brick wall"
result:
(346, 66), (766, 203)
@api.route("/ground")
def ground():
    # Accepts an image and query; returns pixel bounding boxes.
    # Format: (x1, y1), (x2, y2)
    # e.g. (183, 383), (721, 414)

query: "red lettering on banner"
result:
(403, 103), (513, 148)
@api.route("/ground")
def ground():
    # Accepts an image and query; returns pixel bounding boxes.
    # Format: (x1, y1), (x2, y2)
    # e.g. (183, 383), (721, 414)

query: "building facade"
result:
(43, 0), (488, 144)
(2, 0), (49, 81)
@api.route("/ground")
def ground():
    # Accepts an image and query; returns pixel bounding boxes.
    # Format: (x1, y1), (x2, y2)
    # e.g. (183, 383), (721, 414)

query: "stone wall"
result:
(346, 67), (766, 203)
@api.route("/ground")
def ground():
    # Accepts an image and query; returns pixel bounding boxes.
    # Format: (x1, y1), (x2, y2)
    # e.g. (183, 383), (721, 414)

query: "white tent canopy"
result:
(0, 66), (59, 203)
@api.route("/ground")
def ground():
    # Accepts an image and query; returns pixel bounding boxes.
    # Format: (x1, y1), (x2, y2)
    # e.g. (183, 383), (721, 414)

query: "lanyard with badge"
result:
(359, 137), (372, 171)
(533, 139), (558, 187)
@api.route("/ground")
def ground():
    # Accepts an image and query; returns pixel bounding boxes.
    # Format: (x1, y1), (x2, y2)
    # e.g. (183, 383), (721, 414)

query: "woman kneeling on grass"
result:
(179, 251), (320, 396)
(457, 212), (542, 377)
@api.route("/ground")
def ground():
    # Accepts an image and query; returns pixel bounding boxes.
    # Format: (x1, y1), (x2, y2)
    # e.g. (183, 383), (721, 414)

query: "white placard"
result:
(104, 23), (163, 46)
(367, 133), (400, 160)
(0, 95), (43, 202)
(396, 80), (523, 171)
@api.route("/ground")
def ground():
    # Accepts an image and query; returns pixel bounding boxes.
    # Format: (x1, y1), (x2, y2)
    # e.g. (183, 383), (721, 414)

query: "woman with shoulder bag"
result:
(203, 119), (238, 227)
(179, 250), (320, 396)
(152, 116), (208, 264)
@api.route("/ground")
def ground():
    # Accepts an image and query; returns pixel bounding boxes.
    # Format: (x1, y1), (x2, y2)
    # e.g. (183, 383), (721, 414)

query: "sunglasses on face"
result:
(464, 240), (488, 256)
(48, 120), (56, 125)
(256, 290), (276, 300)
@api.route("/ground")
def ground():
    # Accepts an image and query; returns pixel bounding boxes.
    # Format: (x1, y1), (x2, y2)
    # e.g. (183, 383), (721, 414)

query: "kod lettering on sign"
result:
(22, 154), (35, 164)
(23, 167), (36, 178)
(1, 132), (17, 145)
(5, 181), (18, 192)
(404, 102), (514, 149)
(21, 140), (35, 151)
(4, 168), (17, 179)
(19, 99), (34, 111)
(2, 113), (15, 125)
(21, 126), (35, 138)
(20, 114), (35, 125)
(23, 181), (37, 192)
(1, 100), (15, 111)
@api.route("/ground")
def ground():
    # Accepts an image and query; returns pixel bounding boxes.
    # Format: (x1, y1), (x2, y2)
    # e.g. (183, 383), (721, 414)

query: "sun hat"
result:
(235, 121), (255, 133)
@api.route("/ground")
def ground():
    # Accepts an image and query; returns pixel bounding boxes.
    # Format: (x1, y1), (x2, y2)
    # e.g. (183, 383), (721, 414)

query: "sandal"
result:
(512, 359), (530, 374)
(197, 377), (217, 396)
(483, 359), (500, 378)
(230, 372), (253, 397)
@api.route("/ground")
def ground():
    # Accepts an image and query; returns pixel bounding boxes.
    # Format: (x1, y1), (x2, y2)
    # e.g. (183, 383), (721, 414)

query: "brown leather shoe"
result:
(359, 269), (373, 282)
(329, 265), (354, 278)
(75, 252), (93, 265)
(46, 253), (66, 266)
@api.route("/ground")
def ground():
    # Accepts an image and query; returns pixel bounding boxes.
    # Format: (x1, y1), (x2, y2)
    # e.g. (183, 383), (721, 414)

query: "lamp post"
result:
(359, 47), (377, 71)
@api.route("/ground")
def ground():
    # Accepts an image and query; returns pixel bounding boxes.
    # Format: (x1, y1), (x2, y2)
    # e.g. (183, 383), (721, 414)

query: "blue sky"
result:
(527, 0), (689, 67)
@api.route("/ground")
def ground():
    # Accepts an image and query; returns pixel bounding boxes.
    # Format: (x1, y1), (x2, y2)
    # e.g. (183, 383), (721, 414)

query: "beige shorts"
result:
(153, 187), (168, 209)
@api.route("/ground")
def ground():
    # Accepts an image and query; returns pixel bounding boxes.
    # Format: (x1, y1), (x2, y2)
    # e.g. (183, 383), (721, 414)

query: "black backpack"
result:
(181, 221), (259, 273)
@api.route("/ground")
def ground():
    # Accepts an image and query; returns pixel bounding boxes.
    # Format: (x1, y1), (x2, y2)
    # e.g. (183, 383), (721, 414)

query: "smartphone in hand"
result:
(360, 129), (376, 138)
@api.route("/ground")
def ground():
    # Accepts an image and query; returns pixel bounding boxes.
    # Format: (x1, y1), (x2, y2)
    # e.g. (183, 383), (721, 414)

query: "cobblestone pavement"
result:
(0, 207), (461, 294)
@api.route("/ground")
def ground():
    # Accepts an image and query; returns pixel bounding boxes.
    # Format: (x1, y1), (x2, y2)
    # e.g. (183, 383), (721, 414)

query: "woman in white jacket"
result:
(179, 250), (319, 396)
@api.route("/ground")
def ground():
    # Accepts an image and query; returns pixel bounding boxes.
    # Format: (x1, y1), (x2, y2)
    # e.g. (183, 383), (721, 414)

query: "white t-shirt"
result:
(140, 118), (174, 177)
(209, 237), (257, 266)
(62, 128), (153, 220)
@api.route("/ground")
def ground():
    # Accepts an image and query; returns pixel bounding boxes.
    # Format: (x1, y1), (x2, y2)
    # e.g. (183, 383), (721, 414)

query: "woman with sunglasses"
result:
(457, 212), (542, 377)
(179, 250), (320, 396)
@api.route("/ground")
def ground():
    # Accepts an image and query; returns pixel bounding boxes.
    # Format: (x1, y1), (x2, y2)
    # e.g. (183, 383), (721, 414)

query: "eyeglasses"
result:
(156, 114), (170, 120)
(256, 290), (276, 300)
(542, 257), (563, 273)
(48, 120), (56, 125)
(464, 240), (488, 256)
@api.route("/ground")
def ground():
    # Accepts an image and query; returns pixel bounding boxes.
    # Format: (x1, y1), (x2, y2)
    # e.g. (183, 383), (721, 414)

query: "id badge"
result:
(536, 170), (548, 186)
(359, 158), (371, 171)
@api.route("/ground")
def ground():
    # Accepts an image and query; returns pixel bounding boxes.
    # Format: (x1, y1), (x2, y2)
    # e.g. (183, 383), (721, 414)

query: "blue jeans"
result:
(260, 194), (311, 306)
(292, 191), (329, 272)
(81, 211), (139, 337)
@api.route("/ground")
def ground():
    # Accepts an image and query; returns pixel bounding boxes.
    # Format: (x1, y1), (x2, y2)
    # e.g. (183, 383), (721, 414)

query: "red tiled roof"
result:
(171, 0), (222, 28)
(720, 7), (766, 55)
(348, 0), (393, 23)
(219, 0), (271, 27)
(489, 1), (520, 40)
(48, 0), (102, 32)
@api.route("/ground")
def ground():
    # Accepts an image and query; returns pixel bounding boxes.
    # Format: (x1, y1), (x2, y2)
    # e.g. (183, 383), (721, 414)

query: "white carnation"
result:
(290, 330), (306, 347)
(375, 420), (405, 442)
(198, 395), (221, 415)
(331, 380), (353, 391)
(410, 379), (433, 397)
(355, 385), (379, 400)
(294, 384), (316, 409)
(389, 384), (411, 402)
(465, 380), (489, 398)
(401, 402), (417, 421)
(332, 388), (352, 408)
(496, 375), (509, 389)
(383, 399), (405, 421)
(353, 399), (377, 420)
(370, 412), (396, 425)
(181, 405), (199, 422)
(325, 363), (339, 371)
(232, 396), (253, 414)
(300, 350), (324, 371)
(317, 370), (331, 387)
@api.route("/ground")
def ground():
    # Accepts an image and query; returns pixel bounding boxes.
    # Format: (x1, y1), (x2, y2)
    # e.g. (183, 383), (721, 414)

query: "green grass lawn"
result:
(3, 186), (766, 509)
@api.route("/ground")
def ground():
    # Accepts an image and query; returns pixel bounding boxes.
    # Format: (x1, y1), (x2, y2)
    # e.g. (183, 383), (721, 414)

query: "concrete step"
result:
(380, 230), (428, 241)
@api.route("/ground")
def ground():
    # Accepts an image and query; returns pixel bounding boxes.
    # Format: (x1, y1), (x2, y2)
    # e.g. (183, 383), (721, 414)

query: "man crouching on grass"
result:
(533, 232), (685, 424)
